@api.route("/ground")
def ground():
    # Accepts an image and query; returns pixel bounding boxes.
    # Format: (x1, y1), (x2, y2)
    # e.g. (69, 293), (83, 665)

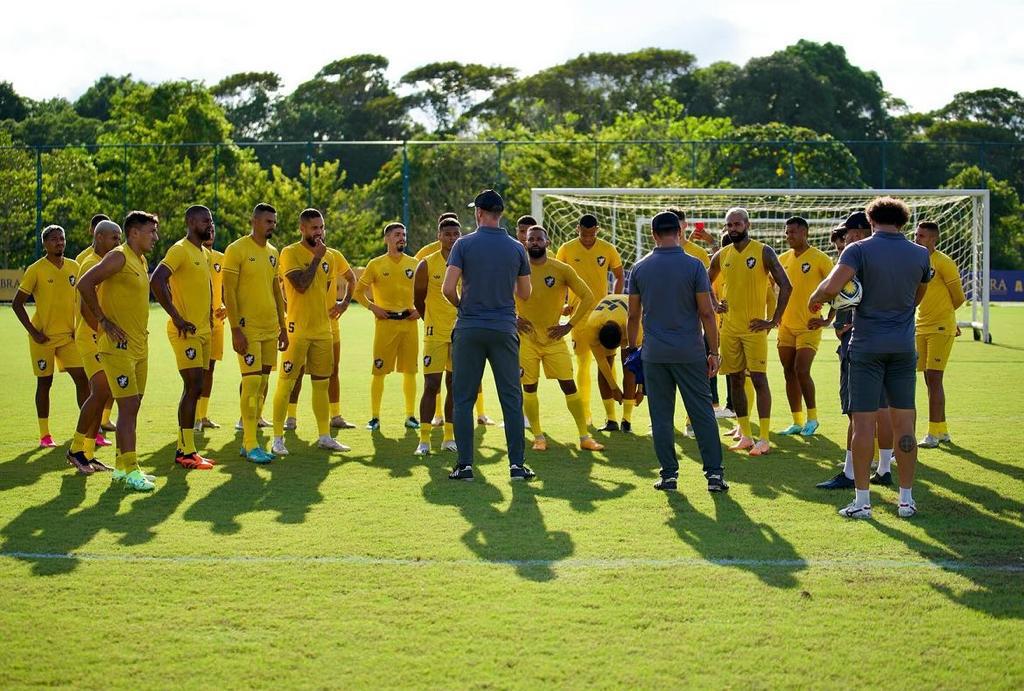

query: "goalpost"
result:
(531, 188), (991, 343)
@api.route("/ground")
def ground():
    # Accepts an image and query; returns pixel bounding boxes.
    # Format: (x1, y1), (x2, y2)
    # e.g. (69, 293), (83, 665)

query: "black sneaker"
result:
(816, 472), (855, 490)
(509, 464), (536, 481)
(598, 420), (620, 432)
(870, 470), (892, 486)
(706, 474), (729, 492)
(448, 465), (474, 481)
(620, 420), (632, 434)
(653, 475), (678, 491)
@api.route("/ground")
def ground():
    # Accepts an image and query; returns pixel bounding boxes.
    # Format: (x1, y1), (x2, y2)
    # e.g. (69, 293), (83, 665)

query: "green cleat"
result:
(112, 468), (156, 483)
(120, 468), (155, 492)
(779, 424), (803, 435)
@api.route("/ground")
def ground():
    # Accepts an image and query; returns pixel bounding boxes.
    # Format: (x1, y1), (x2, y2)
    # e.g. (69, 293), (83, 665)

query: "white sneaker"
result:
(715, 408), (737, 419)
(283, 417), (297, 431)
(919, 434), (940, 448)
(413, 442), (431, 456)
(271, 437), (289, 456)
(838, 502), (872, 519)
(234, 419), (244, 431)
(431, 416), (444, 426)
(441, 440), (458, 452)
(898, 501), (918, 518)
(317, 436), (350, 452)
(477, 415), (496, 426)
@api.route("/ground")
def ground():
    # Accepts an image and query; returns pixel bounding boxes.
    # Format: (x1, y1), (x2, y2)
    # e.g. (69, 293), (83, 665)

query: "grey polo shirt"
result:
(629, 246), (710, 364)
(447, 225), (530, 334)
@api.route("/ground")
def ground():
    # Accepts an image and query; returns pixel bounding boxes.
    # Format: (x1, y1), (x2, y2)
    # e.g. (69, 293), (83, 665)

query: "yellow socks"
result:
(286, 401), (298, 420)
(101, 404), (113, 426)
(806, 408), (817, 422)
(623, 400), (634, 423)
(929, 421), (948, 436)
(792, 410), (806, 426)
(759, 418), (771, 443)
(435, 393), (442, 419)
(738, 416), (752, 438)
(602, 398), (617, 423)
(71, 432), (86, 454)
(116, 451), (137, 472)
(419, 424), (432, 444)
(443, 422), (454, 442)
(330, 401), (341, 418)
(577, 356), (592, 421)
(38, 418), (49, 438)
(258, 374), (269, 418)
(240, 374), (261, 450)
(403, 373), (417, 418)
(83, 436), (96, 461)
(311, 378), (330, 436)
(370, 375), (385, 419)
(273, 377), (292, 437)
(475, 391), (485, 417)
(523, 391), (542, 436)
(565, 392), (589, 438)
(196, 396), (209, 421)
(179, 428), (196, 455)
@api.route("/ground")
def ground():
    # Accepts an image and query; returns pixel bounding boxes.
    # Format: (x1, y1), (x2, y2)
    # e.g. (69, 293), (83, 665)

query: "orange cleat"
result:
(175, 451), (215, 470)
(729, 436), (755, 452)
(531, 437), (548, 452)
(579, 437), (605, 452)
(749, 440), (771, 456)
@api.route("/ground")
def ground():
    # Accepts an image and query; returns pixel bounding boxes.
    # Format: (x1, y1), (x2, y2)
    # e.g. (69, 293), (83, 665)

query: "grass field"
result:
(1, 303), (1022, 688)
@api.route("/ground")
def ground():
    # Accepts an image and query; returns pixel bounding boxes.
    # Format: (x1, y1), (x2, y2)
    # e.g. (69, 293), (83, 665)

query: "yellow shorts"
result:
(100, 351), (148, 399)
(422, 339), (452, 375)
(520, 337), (573, 386)
(76, 330), (104, 380)
(236, 334), (278, 376)
(168, 330), (211, 371)
(29, 333), (82, 377)
(721, 330), (769, 374)
(211, 324), (225, 361)
(916, 333), (955, 372)
(777, 325), (823, 352)
(280, 336), (332, 379)
(371, 319), (418, 375)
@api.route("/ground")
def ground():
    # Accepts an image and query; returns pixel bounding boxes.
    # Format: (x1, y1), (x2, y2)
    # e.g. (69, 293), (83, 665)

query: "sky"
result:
(3, 0), (1022, 114)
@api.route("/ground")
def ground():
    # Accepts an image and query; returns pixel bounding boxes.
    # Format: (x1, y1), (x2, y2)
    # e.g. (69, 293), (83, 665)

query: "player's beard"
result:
(729, 229), (749, 244)
(528, 246), (546, 258)
(305, 236), (318, 248)
(396, 242), (406, 252)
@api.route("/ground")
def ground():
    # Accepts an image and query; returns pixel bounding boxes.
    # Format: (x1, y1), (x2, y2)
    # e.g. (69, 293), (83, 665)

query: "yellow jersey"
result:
(325, 248), (351, 306)
(358, 253), (419, 314)
(159, 238), (212, 336)
(222, 235), (281, 339)
(75, 246), (96, 265)
(208, 248), (225, 316)
(778, 246), (832, 331)
(18, 256), (80, 339)
(684, 241), (711, 269)
(579, 294), (632, 356)
(75, 250), (104, 342)
(917, 250), (965, 335)
(718, 239), (771, 335)
(279, 241), (339, 341)
(422, 250), (457, 341)
(97, 244), (150, 359)
(516, 257), (595, 346)
(415, 240), (441, 261)
(555, 237), (622, 310)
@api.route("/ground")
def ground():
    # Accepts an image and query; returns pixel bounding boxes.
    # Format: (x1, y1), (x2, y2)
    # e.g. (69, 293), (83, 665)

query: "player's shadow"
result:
(948, 445), (1024, 484)
(0, 445), (73, 493)
(664, 492), (806, 589)
(527, 439), (634, 514)
(592, 427), (660, 480)
(0, 440), (190, 575)
(421, 457), (574, 582)
(362, 426), (431, 478)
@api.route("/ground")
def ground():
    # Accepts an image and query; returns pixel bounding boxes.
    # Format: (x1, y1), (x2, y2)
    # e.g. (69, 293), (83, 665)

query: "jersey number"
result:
(426, 326), (433, 336)
(239, 317), (245, 327)
(115, 340), (128, 350)
(287, 322), (295, 333)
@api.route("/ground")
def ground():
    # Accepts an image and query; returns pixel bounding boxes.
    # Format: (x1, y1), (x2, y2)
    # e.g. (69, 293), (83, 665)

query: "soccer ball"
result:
(832, 278), (863, 310)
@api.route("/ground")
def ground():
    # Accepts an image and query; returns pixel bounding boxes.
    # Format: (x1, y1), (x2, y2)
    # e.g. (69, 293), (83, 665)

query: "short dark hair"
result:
(124, 210), (158, 233)
(667, 207), (686, 222)
(438, 218), (460, 231)
(41, 224), (64, 242)
(830, 226), (848, 243)
(383, 222), (405, 236)
(437, 212), (458, 223)
(785, 216), (809, 230)
(598, 322), (622, 350)
(300, 208), (323, 224)
(185, 205), (211, 222)
(866, 196), (911, 228)
(579, 214), (598, 229)
(90, 214), (110, 231)
(917, 221), (939, 235)
(517, 214), (538, 227)
(253, 203), (277, 216)
(527, 224), (548, 239)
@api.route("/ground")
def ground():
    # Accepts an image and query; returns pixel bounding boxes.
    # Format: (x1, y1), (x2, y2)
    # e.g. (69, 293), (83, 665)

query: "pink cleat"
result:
(749, 440), (771, 456)
(39, 435), (57, 449)
(95, 434), (112, 447)
(729, 436), (754, 451)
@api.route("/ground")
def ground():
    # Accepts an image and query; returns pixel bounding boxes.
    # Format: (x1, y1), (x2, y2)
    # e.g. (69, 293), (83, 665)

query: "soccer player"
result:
(195, 228), (225, 431)
(577, 294), (641, 433)
(518, 225), (602, 451)
(810, 197), (931, 519)
(75, 214), (110, 264)
(357, 222), (421, 431)
(151, 205), (217, 470)
(412, 216), (463, 455)
(414, 212), (459, 262)
(66, 220), (124, 472)
(555, 213), (624, 426)
(77, 211), (160, 491)
(270, 208), (350, 454)
(223, 203), (288, 463)
(515, 214), (538, 246)
(708, 207), (792, 456)
(914, 221), (965, 448)
(776, 216), (833, 437)
(76, 213), (116, 434)
(13, 225), (89, 449)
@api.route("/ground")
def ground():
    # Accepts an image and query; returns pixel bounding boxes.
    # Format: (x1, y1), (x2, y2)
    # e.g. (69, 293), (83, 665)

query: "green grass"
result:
(1, 303), (1022, 688)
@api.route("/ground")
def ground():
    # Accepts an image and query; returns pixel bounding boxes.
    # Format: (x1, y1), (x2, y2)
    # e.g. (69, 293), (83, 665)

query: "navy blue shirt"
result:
(629, 246), (710, 364)
(839, 231), (930, 354)
(447, 226), (530, 334)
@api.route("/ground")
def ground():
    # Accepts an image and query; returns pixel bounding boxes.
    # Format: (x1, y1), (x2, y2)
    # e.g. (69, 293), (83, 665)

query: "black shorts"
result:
(846, 351), (916, 413)
(839, 355), (888, 415)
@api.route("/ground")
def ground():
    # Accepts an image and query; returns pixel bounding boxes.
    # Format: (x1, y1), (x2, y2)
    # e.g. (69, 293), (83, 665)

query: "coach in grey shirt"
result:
(627, 211), (726, 492)
(442, 189), (534, 481)
(810, 196), (930, 520)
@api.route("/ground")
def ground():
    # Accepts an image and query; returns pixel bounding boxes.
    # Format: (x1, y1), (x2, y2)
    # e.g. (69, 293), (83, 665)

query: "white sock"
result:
(855, 488), (871, 507)
(842, 449), (854, 479)
(877, 449), (893, 474)
(899, 487), (914, 504)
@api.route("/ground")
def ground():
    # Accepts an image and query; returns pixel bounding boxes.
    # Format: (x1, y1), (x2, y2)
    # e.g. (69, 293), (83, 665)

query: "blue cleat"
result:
(779, 424), (803, 435)
(366, 417), (380, 431)
(800, 419), (820, 436)
(245, 447), (274, 464)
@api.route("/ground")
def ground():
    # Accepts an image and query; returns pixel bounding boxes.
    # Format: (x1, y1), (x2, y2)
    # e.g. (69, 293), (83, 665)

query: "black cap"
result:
(468, 189), (504, 213)
(841, 211), (870, 230)
(651, 211), (682, 232)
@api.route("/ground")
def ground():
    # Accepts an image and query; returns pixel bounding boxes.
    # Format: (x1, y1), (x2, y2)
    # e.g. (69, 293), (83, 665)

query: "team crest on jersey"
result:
(37, 359), (47, 371)
(405, 268), (414, 279)
(214, 263), (221, 273)
(244, 354), (255, 366)
(185, 347), (197, 360)
(374, 358), (384, 369)
(68, 275), (76, 286)
(116, 375), (129, 389)
(801, 262), (811, 273)
(544, 276), (556, 288)
(746, 257), (757, 269)
(283, 360), (293, 373)
(269, 256), (277, 267)
(423, 355), (432, 367)
(928, 267), (936, 280)
(321, 261), (330, 273)
(519, 367), (525, 378)
(597, 256), (606, 267)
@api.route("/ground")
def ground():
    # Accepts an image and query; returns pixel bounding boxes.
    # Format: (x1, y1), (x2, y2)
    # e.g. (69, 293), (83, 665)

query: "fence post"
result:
(213, 144), (220, 227)
(401, 141), (410, 229)
(880, 140), (887, 188)
(495, 140), (504, 192)
(787, 141), (796, 188)
(691, 141), (698, 182)
(122, 144), (128, 217)
(305, 141), (313, 207)
(593, 141), (600, 187)
(35, 147), (42, 259)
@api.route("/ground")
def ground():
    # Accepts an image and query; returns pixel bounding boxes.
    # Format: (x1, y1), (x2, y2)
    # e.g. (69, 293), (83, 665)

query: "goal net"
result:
(531, 188), (991, 342)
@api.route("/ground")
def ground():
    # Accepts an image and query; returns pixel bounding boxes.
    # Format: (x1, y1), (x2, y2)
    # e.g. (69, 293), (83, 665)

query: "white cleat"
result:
(715, 407), (737, 419)
(838, 502), (872, 519)
(431, 416), (444, 426)
(919, 433), (951, 448)
(684, 424), (694, 438)
(271, 437), (289, 456)
(257, 417), (271, 428)
(317, 436), (350, 452)
(283, 417), (297, 431)
(441, 440), (458, 452)
(898, 502), (918, 518)
(193, 421), (203, 433)
(413, 442), (431, 456)
(234, 419), (244, 431)
(477, 415), (497, 426)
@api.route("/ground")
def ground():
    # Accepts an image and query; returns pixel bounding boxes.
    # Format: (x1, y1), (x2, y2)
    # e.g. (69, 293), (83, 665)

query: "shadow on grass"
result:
(0, 445), (72, 493)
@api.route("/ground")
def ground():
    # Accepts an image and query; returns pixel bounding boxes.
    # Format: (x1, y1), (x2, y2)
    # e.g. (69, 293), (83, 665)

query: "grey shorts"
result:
(846, 351), (916, 413)
(839, 355), (888, 415)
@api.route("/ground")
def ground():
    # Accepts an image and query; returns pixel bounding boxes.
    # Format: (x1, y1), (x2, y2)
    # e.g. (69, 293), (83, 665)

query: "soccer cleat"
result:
(283, 416), (297, 431)
(413, 442), (431, 456)
(441, 440), (458, 452)
(95, 433), (112, 447)
(869, 471), (892, 486)
(898, 501), (918, 518)
(122, 468), (155, 492)
(749, 440), (771, 456)
(579, 437), (605, 452)
(706, 474), (729, 493)
(330, 416), (356, 429)
(89, 459), (114, 472)
(271, 438), (289, 456)
(800, 419), (820, 436)
(715, 407), (737, 419)
(476, 415), (497, 426)
(598, 420), (620, 432)
(653, 475), (678, 491)
(100, 421), (117, 433)
(244, 447), (274, 464)
(724, 426), (742, 440)
(175, 452), (215, 470)
(620, 420), (632, 434)
(779, 424), (803, 435)
(431, 416), (444, 426)
(509, 464), (536, 481)
(684, 424), (694, 438)
(448, 465), (474, 481)
(729, 436), (754, 451)
(817, 472), (855, 490)
(838, 502), (872, 519)
(366, 418), (380, 431)
(200, 418), (220, 429)
(531, 436), (548, 452)
(65, 450), (95, 475)
(317, 436), (350, 452)
(918, 434), (940, 448)
(235, 419), (244, 431)
(112, 468), (156, 483)
(39, 435), (57, 449)
(405, 416), (420, 429)
(257, 417), (271, 428)
(193, 421), (203, 434)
